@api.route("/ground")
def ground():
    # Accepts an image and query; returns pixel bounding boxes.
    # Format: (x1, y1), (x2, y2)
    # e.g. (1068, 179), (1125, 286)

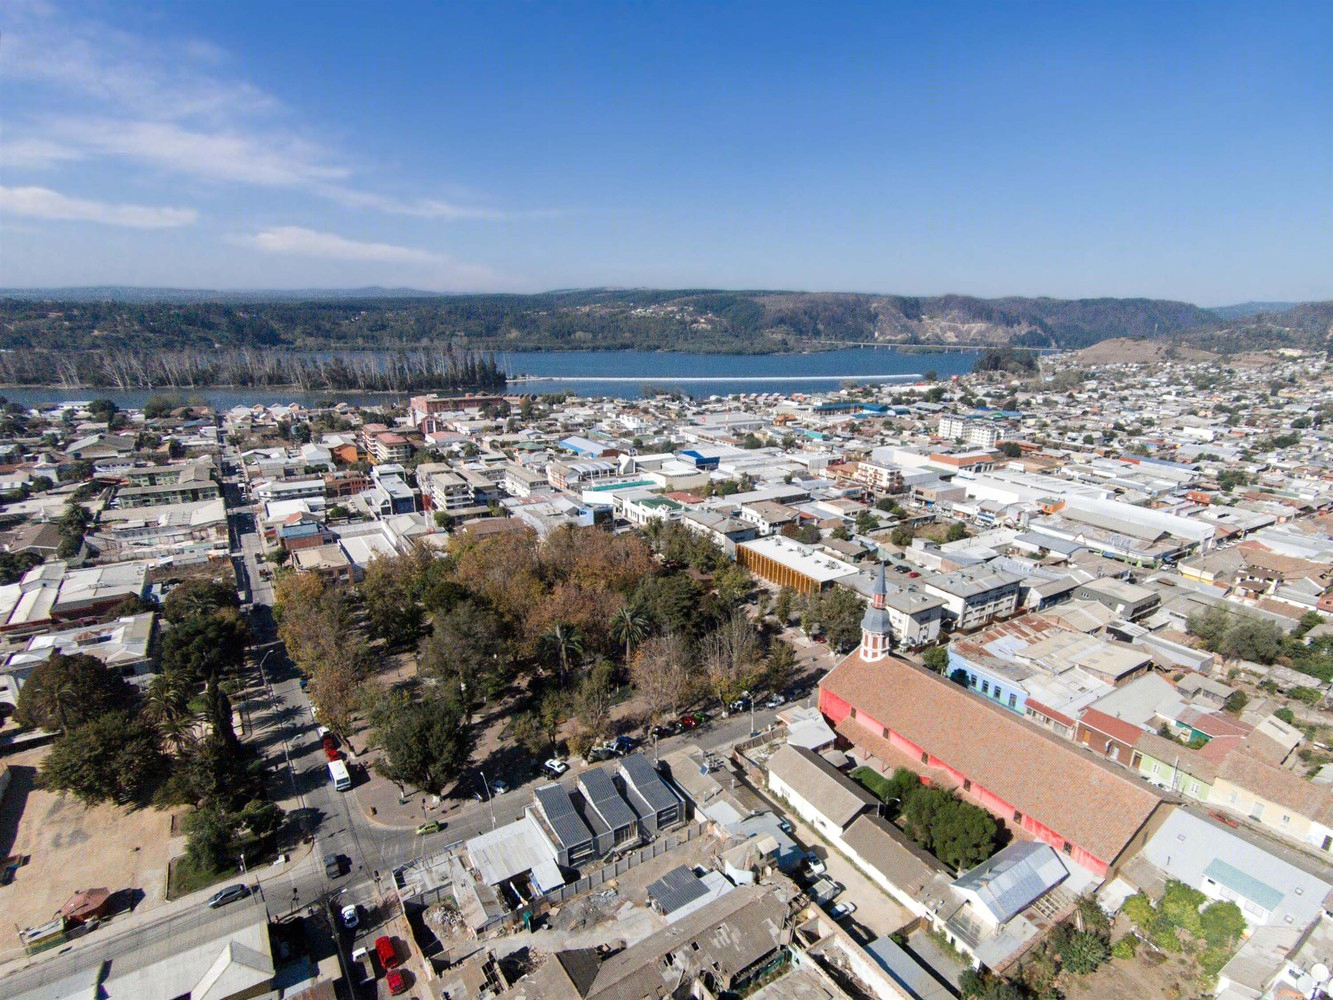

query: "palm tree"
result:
(542, 622), (584, 687)
(610, 607), (649, 664)
(144, 675), (197, 755)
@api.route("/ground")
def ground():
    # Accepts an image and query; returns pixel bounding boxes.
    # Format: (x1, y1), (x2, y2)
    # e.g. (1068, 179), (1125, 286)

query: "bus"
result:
(328, 758), (351, 792)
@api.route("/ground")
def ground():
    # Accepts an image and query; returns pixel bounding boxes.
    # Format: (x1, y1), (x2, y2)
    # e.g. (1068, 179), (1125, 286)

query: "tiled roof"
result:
(821, 653), (1163, 864)
(1215, 753), (1333, 826)
(1077, 708), (1146, 747)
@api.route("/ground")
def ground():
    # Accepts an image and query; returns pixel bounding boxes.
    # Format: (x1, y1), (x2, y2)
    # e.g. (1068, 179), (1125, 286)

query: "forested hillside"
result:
(0, 291), (1327, 386)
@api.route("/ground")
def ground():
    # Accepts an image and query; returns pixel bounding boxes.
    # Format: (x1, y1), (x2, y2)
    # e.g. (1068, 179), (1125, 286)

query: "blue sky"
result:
(2, 1), (1330, 302)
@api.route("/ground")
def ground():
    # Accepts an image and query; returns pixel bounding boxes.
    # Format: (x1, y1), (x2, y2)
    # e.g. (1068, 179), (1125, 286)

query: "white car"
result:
(800, 854), (827, 875)
(542, 759), (569, 779)
(341, 904), (359, 929)
(829, 901), (857, 920)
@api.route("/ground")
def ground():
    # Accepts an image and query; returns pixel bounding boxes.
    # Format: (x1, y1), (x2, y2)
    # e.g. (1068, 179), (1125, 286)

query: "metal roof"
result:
(534, 784), (593, 850)
(646, 865), (709, 915)
(579, 767), (638, 830)
(1203, 858), (1284, 913)
(619, 754), (678, 814)
(952, 841), (1068, 925)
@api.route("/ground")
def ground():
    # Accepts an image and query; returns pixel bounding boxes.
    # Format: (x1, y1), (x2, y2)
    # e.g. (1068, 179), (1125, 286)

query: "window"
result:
(882, 726), (889, 738)
(1188, 781), (1200, 796)
(1281, 815), (1291, 826)
(1013, 810), (1023, 823)
(849, 707), (857, 719)
(963, 779), (972, 791)
(1062, 841), (1072, 855)
(921, 751), (929, 765)
(1150, 762), (1160, 775)
(1008, 694), (1017, 708)
(981, 680), (990, 694)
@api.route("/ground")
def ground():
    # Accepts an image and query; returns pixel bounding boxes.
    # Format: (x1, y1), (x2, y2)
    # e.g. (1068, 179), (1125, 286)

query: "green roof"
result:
(1203, 858), (1283, 912)
(588, 479), (655, 492)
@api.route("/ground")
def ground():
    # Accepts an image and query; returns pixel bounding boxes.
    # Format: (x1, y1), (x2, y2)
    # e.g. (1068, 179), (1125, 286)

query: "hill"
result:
(0, 291), (1326, 369)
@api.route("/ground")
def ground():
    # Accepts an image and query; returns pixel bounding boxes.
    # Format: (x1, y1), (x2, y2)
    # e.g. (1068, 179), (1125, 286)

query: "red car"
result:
(677, 714), (700, 729)
(324, 746), (342, 762)
(375, 936), (399, 970)
(386, 969), (408, 995)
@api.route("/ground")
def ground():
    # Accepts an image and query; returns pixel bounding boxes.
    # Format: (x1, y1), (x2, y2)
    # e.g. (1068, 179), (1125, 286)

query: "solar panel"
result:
(620, 753), (678, 813)
(647, 865), (709, 914)
(534, 783), (592, 849)
(580, 767), (637, 830)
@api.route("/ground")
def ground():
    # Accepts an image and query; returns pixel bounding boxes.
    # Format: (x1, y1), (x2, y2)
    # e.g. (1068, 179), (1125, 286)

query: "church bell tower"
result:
(860, 562), (892, 661)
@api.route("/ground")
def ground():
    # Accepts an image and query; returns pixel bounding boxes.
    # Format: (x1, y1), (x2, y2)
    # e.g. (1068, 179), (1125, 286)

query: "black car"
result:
(650, 723), (679, 740)
(587, 746), (617, 763)
(324, 853), (343, 879)
(208, 883), (251, 908)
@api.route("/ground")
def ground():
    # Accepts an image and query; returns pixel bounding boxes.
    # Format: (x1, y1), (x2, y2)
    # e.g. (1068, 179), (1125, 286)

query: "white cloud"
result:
(0, 136), (84, 168)
(53, 118), (347, 188)
(247, 226), (444, 264)
(0, 185), (196, 228)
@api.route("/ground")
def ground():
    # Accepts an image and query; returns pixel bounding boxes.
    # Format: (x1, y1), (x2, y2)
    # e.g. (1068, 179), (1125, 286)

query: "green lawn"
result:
(851, 765), (895, 801)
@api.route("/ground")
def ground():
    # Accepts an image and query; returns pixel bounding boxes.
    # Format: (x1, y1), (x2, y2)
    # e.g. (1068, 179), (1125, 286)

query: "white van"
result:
(328, 758), (351, 792)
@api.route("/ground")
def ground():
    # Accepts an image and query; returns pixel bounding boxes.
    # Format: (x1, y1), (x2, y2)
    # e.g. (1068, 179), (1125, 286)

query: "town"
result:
(0, 344), (1330, 1000)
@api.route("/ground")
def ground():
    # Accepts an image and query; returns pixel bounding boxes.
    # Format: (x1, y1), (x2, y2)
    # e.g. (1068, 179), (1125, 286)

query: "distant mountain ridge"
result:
(0, 288), (1328, 357)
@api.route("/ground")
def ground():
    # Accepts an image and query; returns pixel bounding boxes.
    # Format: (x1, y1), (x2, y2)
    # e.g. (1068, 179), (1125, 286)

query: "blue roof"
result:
(1203, 858), (1284, 912)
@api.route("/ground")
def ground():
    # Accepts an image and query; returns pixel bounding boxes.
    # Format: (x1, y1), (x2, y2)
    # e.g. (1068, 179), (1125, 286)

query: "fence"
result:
(536, 820), (708, 905)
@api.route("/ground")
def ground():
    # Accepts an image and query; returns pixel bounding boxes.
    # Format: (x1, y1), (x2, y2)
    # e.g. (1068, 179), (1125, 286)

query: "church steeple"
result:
(860, 562), (891, 661)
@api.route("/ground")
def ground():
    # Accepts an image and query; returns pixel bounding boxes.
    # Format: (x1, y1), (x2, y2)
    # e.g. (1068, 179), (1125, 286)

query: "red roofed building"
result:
(819, 576), (1165, 877)
(1074, 709), (1145, 765)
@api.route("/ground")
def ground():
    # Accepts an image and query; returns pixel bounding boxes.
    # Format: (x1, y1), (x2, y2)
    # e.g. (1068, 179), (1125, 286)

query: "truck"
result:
(328, 758), (351, 792)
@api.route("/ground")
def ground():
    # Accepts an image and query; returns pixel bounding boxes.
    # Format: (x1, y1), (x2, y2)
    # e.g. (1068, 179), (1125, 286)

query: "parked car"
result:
(323, 853), (343, 879)
(587, 746), (616, 763)
(375, 935), (399, 970)
(799, 853), (826, 876)
(612, 735), (638, 755)
(341, 904), (359, 929)
(542, 758), (570, 779)
(677, 714), (700, 729)
(829, 901), (857, 920)
(763, 693), (786, 708)
(778, 819), (794, 834)
(386, 969), (408, 995)
(350, 947), (373, 985)
(908, 571), (920, 578)
(490, 778), (511, 795)
(207, 883), (250, 908)
(650, 723), (678, 740)
(416, 820), (443, 836)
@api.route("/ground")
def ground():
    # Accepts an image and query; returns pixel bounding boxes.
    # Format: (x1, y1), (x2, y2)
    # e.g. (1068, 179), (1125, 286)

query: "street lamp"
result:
(480, 769), (496, 829)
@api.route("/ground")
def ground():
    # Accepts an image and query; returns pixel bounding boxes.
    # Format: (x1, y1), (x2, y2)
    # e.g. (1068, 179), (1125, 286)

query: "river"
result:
(0, 347), (981, 409)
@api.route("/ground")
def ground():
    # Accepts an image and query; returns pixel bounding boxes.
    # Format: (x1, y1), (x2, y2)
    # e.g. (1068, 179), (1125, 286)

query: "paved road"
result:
(2, 446), (834, 986)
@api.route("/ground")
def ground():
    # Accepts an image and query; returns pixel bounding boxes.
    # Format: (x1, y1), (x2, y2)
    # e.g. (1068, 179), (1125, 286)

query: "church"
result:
(817, 564), (1164, 878)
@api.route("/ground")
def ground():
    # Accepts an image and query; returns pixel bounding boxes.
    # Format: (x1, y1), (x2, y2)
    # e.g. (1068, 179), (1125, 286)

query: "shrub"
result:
(1161, 880), (1206, 937)
(1122, 893), (1156, 929)
(1061, 931), (1110, 975)
(1111, 935), (1138, 959)
(1199, 901), (1246, 947)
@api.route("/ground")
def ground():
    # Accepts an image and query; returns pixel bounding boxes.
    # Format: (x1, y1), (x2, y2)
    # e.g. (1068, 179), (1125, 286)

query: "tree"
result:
(922, 645), (950, 673)
(997, 441), (1023, 458)
(804, 587), (866, 651)
(1186, 605), (1232, 651)
(39, 712), (163, 805)
(1220, 618), (1284, 664)
(946, 521), (970, 542)
(702, 611), (762, 706)
(238, 798), (284, 840)
(375, 697), (473, 794)
(541, 622), (585, 687)
(143, 673), (197, 755)
(575, 659), (616, 743)
(855, 509), (879, 534)
(0, 549), (43, 585)
(159, 606), (249, 688)
(713, 563), (753, 611)
(182, 731), (266, 809)
(773, 586), (796, 625)
(631, 631), (694, 718)
(610, 606), (650, 664)
(360, 552), (426, 647)
(15, 652), (136, 731)
(184, 803), (238, 873)
(765, 637), (797, 694)
(421, 599), (507, 711)
(891, 525), (914, 547)
(1223, 690), (1249, 715)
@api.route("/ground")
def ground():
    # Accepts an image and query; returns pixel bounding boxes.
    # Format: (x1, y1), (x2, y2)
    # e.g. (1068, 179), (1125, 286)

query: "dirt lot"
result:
(0, 747), (178, 958)
(1062, 947), (1204, 1000)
